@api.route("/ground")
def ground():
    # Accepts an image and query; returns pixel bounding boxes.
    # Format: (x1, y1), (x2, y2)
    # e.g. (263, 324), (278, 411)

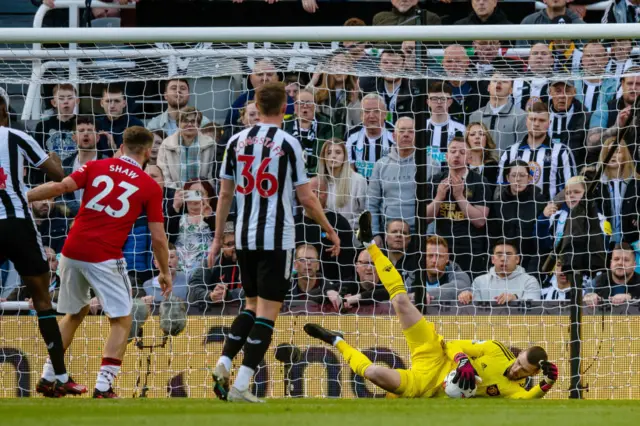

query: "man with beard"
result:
(584, 243), (640, 306)
(31, 198), (69, 254)
(147, 78), (211, 136)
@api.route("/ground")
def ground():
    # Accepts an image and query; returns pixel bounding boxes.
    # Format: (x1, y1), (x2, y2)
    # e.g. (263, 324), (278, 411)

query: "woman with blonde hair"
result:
(593, 137), (640, 244)
(317, 139), (368, 231)
(465, 122), (500, 184)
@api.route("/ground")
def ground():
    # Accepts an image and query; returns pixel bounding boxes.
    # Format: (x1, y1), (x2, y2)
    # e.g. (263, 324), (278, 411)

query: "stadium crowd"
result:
(2, 0), (640, 315)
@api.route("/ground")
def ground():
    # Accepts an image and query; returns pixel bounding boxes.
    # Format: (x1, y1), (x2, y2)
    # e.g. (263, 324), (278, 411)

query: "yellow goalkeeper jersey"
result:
(441, 340), (547, 399)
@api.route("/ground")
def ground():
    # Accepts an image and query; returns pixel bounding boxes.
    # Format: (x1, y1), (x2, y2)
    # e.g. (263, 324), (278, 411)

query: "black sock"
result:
(37, 309), (66, 376)
(222, 309), (256, 360)
(241, 317), (275, 371)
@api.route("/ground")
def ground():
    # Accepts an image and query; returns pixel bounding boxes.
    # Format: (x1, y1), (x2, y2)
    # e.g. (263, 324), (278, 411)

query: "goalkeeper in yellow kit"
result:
(304, 212), (559, 399)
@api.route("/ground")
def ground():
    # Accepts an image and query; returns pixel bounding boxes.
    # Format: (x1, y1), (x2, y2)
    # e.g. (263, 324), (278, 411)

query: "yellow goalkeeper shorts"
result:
(393, 318), (453, 398)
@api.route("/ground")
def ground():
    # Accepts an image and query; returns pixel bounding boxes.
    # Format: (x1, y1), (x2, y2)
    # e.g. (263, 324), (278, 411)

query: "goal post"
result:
(1, 24), (640, 400)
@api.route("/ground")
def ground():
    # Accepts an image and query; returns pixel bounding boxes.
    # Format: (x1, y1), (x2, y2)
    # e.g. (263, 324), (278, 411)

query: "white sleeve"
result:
(9, 128), (48, 167)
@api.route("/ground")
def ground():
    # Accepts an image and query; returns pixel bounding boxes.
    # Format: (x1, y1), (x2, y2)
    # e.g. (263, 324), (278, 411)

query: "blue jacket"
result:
(123, 214), (153, 273)
(573, 77), (618, 119)
(224, 90), (294, 128)
(95, 114), (144, 155)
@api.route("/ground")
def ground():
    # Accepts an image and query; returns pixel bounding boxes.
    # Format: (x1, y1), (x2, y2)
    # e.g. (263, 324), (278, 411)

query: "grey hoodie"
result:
(367, 147), (440, 235)
(472, 266), (541, 301)
(517, 9), (585, 47)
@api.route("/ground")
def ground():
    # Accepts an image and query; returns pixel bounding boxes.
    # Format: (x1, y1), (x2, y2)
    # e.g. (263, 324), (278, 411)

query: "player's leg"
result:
(212, 250), (258, 400)
(82, 258), (133, 398)
(228, 249), (292, 402)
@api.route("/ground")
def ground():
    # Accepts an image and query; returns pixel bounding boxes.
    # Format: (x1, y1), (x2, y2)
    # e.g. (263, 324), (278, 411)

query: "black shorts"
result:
(0, 218), (49, 276)
(236, 249), (293, 302)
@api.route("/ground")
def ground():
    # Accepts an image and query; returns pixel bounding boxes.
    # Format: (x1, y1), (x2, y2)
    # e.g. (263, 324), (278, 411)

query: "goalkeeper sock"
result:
(36, 309), (67, 378)
(95, 357), (121, 392)
(221, 309), (256, 362)
(336, 340), (372, 377)
(235, 317), (274, 391)
(366, 244), (406, 300)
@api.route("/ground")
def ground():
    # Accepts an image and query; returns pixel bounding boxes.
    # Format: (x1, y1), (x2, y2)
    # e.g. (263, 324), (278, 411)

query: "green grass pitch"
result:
(1, 399), (638, 426)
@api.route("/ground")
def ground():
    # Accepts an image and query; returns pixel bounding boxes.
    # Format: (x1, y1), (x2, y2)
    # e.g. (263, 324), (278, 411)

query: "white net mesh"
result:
(1, 32), (640, 399)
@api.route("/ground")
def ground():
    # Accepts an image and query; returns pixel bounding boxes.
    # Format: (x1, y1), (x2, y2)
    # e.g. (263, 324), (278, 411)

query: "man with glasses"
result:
(284, 89), (334, 176)
(425, 82), (466, 165)
(287, 244), (341, 310)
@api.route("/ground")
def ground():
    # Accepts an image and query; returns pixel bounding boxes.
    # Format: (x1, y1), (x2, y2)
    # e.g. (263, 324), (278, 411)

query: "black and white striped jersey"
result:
(220, 123), (309, 251)
(344, 123), (395, 179)
(512, 77), (549, 111)
(0, 127), (48, 220)
(425, 118), (466, 164)
(497, 136), (577, 200)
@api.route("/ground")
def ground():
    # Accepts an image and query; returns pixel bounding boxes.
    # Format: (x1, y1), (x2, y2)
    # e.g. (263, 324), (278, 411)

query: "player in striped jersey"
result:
(498, 102), (577, 200)
(0, 97), (87, 397)
(209, 82), (341, 403)
(344, 93), (395, 178)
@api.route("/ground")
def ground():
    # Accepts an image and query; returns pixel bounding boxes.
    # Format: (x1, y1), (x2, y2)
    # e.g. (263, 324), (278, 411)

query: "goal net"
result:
(1, 25), (640, 399)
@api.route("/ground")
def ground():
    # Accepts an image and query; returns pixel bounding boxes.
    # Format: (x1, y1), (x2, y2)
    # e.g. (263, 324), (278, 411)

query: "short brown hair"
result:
(168, 242), (177, 251)
(179, 106), (203, 126)
(53, 83), (77, 96)
(529, 101), (549, 115)
(344, 17), (365, 26)
(123, 126), (154, 155)
(102, 83), (124, 97)
(255, 82), (286, 116)
(428, 81), (453, 96)
(426, 235), (448, 250)
(74, 115), (96, 131)
(526, 346), (548, 366)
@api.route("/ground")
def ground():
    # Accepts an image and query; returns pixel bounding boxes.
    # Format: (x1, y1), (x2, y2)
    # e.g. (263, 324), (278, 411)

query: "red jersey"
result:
(62, 156), (164, 263)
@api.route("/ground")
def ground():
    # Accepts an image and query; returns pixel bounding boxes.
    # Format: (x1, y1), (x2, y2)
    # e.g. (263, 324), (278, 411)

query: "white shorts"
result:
(57, 255), (133, 318)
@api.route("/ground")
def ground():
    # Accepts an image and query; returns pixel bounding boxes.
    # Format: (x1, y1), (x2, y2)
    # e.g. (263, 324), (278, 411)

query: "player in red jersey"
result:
(27, 126), (172, 398)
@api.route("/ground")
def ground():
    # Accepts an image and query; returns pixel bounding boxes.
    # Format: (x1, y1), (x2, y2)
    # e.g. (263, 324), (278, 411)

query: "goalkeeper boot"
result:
(211, 363), (230, 401)
(228, 386), (265, 403)
(303, 323), (343, 346)
(93, 387), (119, 399)
(356, 211), (373, 245)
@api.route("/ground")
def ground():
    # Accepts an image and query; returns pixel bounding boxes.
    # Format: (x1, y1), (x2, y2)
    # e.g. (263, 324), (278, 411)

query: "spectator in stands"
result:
(547, 80), (590, 168)
(317, 139), (368, 232)
(144, 164), (181, 244)
(284, 89), (334, 176)
(513, 43), (554, 112)
(189, 222), (243, 308)
(345, 94), (395, 179)
(33, 83), (78, 163)
(606, 39), (636, 98)
(425, 82), (466, 165)
(31, 199), (68, 254)
(295, 177), (356, 282)
(538, 175), (611, 253)
(411, 235), (472, 308)
(588, 69), (640, 151)
(426, 137), (489, 277)
(550, 39), (582, 75)
(594, 138), (640, 244)
(518, 0), (585, 47)
(287, 244), (339, 306)
(584, 242), (640, 305)
(469, 73), (527, 152)
(146, 78), (211, 136)
(175, 182), (214, 280)
(61, 116), (107, 216)
(574, 42), (617, 115)
(465, 122), (500, 185)
(309, 53), (361, 129)
(498, 102), (577, 200)
(459, 240), (541, 304)
(342, 249), (390, 308)
(470, 40), (519, 78)
(384, 219), (418, 289)
(359, 49), (419, 124)
(96, 84), (144, 155)
(455, 0), (512, 25)
(441, 45), (486, 124)
(149, 129), (166, 165)
(492, 160), (546, 272)
(284, 75), (302, 101)
(602, 0), (640, 24)
(142, 243), (188, 303)
(369, 117), (440, 240)
(540, 259), (577, 301)
(4, 246), (59, 304)
(373, 0), (441, 26)
(224, 59), (294, 129)
(157, 107), (217, 189)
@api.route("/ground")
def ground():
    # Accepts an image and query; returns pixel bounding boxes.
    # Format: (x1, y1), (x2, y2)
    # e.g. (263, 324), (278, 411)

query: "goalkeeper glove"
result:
(539, 360), (558, 392)
(452, 353), (480, 391)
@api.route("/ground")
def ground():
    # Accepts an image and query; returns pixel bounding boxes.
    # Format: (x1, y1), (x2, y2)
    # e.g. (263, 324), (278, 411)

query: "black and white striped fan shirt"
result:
(220, 124), (309, 251)
(0, 127), (48, 220)
(345, 124), (395, 179)
(425, 118), (466, 164)
(498, 136), (577, 200)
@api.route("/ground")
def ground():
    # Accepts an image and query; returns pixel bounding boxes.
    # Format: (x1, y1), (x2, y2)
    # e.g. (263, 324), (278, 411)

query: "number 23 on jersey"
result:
(236, 155), (278, 198)
(85, 175), (139, 218)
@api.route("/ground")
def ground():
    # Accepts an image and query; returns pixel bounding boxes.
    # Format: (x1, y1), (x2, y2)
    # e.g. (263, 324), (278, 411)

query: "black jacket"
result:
(443, 80), (488, 125)
(359, 77), (420, 124)
(592, 272), (640, 300)
(592, 179), (640, 245)
(35, 211), (69, 254)
(549, 99), (591, 168)
(455, 8), (513, 25)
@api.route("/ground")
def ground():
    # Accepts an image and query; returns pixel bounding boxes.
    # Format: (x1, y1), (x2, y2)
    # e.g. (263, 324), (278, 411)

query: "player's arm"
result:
(504, 360), (558, 399)
(213, 178), (235, 243)
(446, 339), (502, 359)
(27, 176), (78, 203)
(296, 182), (341, 257)
(149, 222), (172, 296)
(38, 153), (65, 182)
